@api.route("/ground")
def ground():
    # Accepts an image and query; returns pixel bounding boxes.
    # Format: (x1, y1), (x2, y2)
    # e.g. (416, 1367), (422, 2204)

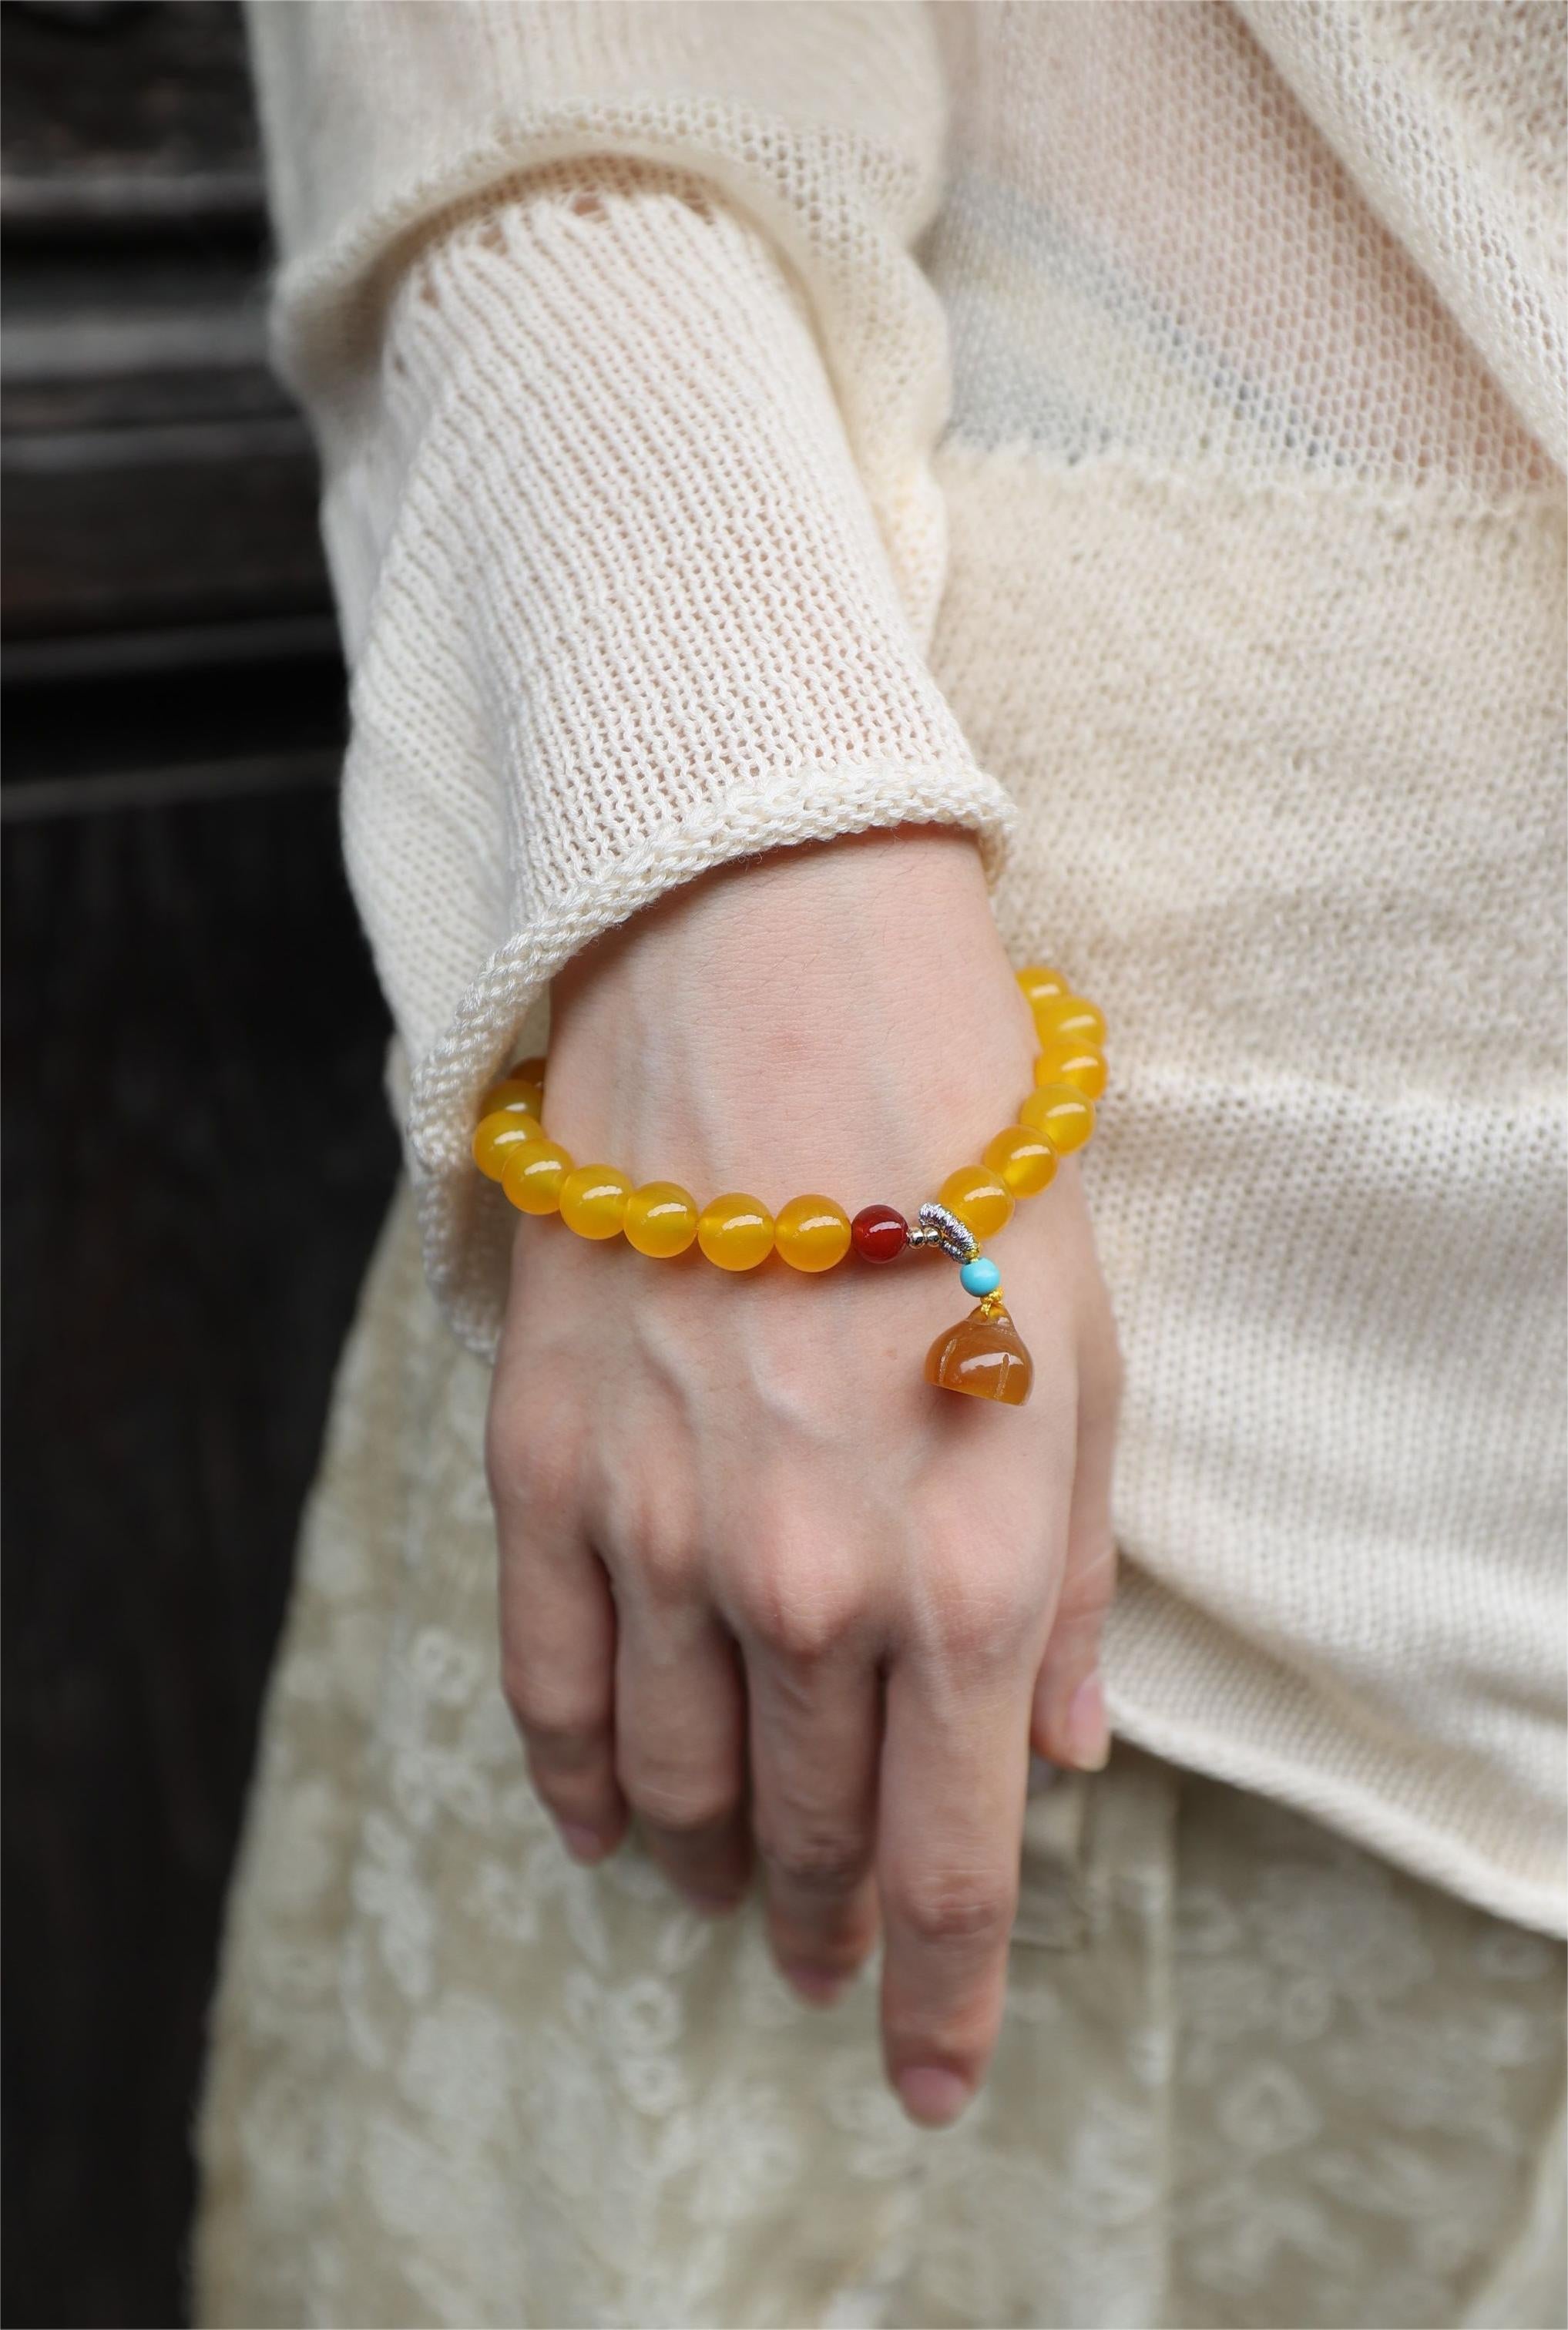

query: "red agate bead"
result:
(851, 1204), (908, 1262)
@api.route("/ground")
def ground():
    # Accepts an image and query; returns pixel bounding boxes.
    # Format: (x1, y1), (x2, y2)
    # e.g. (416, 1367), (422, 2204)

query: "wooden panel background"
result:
(3, 7), (400, 2322)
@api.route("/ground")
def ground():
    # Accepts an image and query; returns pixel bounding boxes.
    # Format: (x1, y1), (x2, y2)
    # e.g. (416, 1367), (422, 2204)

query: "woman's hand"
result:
(487, 829), (1123, 2125)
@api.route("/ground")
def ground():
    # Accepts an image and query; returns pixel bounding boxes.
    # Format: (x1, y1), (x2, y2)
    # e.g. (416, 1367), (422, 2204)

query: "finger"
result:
(746, 1643), (881, 2004)
(498, 1523), (627, 1865)
(1031, 1325), (1121, 1770)
(616, 1600), (752, 1913)
(877, 1628), (1036, 2127)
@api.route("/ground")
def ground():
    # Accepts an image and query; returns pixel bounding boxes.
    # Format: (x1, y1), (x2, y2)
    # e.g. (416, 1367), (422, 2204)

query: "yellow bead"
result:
(501, 1136), (573, 1214)
(982, 1123), (1059, 1197)
(1016, 964), (1069, 1009)
(624, 1180), (700, 1257)
(481, 1076), (545, 1119)
(697, 1193), (774, 1271)
(1031, 993), (1106, 1048)
(512, 1056), (547, 1085)
(1020, 1083), (1096, 1153)
(559, 1163), (632, 1239)
(938, 1166), (1016, 1241)
(472, 1109), (543, 1180)
(774, 1194), (851, 1272)
(1033, 1037), (1106, 1100)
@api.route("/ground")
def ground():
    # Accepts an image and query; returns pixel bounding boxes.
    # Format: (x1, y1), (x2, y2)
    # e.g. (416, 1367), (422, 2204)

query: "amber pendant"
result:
(925, 1298), (1034, 1406)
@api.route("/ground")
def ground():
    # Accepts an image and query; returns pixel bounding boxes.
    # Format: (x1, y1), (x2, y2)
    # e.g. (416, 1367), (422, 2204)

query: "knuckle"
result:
(628, 1529), (702, 1610)
(733, 1533), (865, 1664)
(597, 1473), (701, 1605)
(618, 1756), (740, 1836)
(486, 1408), (579, 1523)
(500, 1657), (602, 1760)
(759, 1826), (869, 1895)
(520, 1711), (605, 1767)
(525, 1757), (599, 1821)
(498, 1647), (539, 1729)
(893, 1869), (1014, 1952)
(754, 1591), (859, 1664)
(922, 1564), (1038, 1669)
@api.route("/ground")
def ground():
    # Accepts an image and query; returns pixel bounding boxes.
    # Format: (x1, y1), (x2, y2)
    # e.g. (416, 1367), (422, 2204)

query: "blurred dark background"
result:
(3, 4), (398, 2322)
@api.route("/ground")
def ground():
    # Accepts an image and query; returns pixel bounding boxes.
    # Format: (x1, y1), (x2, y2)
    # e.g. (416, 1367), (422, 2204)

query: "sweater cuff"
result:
(410, 765), (1012, 1354)
(332, 167), (1014, 1348)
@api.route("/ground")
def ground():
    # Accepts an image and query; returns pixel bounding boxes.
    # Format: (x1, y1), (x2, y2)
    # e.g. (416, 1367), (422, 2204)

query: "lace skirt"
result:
(195, 1185), (1566, 2330)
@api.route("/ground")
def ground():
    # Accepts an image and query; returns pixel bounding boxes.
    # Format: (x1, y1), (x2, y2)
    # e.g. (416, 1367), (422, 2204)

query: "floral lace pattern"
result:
(196, 1188), (1565, 2329)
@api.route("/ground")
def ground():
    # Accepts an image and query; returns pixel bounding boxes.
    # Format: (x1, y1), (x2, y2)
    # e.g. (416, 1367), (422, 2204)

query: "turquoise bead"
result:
(960, 1254), (1001, 1297)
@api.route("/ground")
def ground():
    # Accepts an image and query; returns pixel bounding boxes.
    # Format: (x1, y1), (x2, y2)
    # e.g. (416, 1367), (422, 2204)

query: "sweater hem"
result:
(1105, 1684), (1567, 1939)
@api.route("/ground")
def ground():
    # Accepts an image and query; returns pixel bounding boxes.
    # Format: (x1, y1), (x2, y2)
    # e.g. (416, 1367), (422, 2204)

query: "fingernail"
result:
(897, 2066), (972, 2128)
(781, 1961), (848, 2006)
(559, 1822), (606, 1863)
(1066, 1673), (1110, 1771)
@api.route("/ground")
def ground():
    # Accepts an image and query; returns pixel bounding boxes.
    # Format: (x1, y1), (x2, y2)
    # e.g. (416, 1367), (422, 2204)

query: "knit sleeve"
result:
(241, 4), (1015, 1353)
(1234, 0), (1566, 472)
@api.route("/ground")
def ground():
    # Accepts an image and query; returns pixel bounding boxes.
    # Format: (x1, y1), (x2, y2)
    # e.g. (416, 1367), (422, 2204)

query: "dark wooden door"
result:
(3, 8), (399, 2322)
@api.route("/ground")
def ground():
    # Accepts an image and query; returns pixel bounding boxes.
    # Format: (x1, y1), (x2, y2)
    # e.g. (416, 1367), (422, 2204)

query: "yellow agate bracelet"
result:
(472, 964), (1106, 1407)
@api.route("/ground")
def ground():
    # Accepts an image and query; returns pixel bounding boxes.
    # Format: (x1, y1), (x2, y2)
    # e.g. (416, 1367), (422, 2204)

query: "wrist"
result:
(545, 830), (1036, 1194)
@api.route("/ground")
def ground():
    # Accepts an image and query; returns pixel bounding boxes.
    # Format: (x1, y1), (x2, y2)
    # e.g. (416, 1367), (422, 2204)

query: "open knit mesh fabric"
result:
(337, 165), (1012, 1090)
(931, 0), (1560, 498)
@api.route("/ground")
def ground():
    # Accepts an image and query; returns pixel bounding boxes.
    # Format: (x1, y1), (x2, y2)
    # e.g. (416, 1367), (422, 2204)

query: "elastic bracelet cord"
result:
(472, 963), (1106, 1408)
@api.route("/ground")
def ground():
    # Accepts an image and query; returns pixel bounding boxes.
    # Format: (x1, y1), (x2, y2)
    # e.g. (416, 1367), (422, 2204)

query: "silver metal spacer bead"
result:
(915, 1201), (980, 1264)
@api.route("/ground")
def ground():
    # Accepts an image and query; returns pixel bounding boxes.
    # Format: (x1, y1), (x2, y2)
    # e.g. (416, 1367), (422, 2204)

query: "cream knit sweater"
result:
(245, 2), (1567, 1933)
